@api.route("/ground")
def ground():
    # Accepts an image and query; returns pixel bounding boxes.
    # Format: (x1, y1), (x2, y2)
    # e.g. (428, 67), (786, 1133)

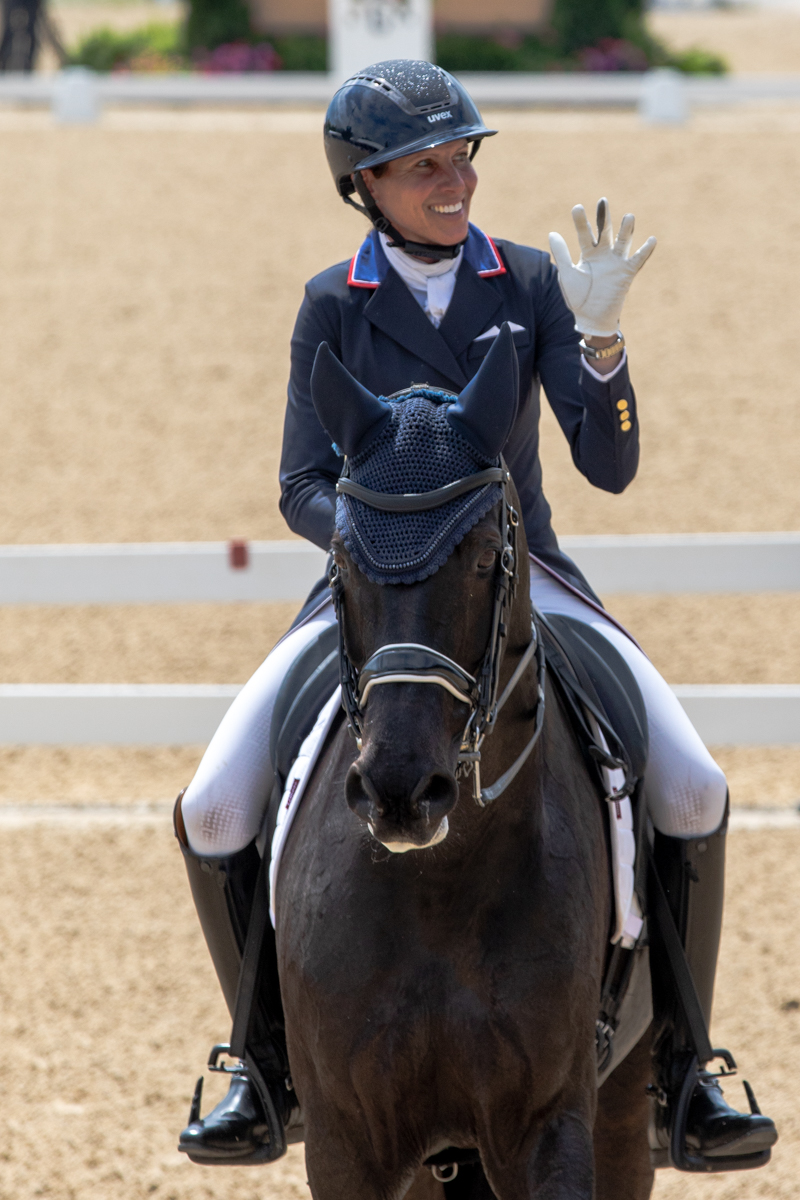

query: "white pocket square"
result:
(473, 322), (526, 342)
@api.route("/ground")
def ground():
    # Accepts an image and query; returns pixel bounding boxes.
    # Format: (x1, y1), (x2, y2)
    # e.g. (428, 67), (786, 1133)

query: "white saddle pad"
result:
(269, 687), (342, 927)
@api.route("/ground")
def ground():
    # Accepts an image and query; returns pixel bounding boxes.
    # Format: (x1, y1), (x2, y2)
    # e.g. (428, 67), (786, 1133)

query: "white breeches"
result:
(182, 565), (727, 857)
(526, 560), (727, 840)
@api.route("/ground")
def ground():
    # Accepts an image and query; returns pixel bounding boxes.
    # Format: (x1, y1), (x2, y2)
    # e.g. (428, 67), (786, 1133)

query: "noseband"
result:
(330, 459), (546, 806)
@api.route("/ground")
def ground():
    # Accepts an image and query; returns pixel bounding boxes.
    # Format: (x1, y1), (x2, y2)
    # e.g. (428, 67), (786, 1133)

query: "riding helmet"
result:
(324, 60), (497, 259)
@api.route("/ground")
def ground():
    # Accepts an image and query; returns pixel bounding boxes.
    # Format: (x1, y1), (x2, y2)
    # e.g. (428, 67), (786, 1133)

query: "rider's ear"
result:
(446, 322), (519, 459)
(311, 342), (392, 457)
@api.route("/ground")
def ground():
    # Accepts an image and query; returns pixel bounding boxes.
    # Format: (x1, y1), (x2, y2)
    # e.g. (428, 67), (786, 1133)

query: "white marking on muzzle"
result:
(370, 816), (449, 854)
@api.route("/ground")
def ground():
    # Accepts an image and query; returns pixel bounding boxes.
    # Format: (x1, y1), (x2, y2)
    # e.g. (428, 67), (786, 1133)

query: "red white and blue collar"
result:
(347, 224), (506, 290)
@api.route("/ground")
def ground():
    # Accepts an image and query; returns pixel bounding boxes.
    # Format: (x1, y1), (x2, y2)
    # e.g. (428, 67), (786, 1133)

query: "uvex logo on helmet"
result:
(427, 111), (452, 123)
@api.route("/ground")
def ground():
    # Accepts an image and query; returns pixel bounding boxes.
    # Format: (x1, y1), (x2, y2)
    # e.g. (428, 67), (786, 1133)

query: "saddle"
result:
(539, 612), (648, 787)
(270, 611), (648, 792)
(267, 608), (652, 1088)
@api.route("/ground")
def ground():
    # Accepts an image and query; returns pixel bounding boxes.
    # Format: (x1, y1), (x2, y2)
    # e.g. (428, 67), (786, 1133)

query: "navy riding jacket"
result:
(279, 225), (639, 597)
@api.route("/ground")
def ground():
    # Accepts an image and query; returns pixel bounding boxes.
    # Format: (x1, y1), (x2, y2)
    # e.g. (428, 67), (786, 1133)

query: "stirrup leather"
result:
(648, 844), (773, 1172)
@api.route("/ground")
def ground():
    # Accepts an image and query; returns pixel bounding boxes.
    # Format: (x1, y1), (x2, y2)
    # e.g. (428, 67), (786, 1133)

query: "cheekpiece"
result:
(336, 387), (503, 586)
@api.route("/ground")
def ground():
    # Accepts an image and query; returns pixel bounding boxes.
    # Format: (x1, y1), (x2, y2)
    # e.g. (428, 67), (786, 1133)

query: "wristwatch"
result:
(579, 333), (625, 360)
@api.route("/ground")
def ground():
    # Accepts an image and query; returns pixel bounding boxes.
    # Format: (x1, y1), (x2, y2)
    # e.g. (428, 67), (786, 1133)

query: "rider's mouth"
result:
(430, 201), (463, 215)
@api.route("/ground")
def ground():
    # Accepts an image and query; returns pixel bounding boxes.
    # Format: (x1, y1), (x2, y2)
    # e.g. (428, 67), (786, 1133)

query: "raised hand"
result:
(548, 198), (657, 337)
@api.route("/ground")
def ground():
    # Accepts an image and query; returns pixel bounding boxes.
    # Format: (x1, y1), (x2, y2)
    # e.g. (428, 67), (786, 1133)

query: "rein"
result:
(330, 459), (546, 806)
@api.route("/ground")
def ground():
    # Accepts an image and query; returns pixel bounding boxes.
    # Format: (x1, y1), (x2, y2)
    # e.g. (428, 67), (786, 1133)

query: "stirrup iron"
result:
(669, 1052), (772, 1173)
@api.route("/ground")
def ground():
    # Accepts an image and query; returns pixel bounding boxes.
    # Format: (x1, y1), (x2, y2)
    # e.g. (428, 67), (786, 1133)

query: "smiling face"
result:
(359, 138), (478, 248)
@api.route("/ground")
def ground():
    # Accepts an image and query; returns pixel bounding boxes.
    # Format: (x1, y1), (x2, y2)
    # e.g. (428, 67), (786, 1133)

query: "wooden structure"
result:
(249, 0), (551, 38)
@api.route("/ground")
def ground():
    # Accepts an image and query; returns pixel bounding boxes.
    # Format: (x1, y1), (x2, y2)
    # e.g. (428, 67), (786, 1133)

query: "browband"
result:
(337, 467), (508, 513)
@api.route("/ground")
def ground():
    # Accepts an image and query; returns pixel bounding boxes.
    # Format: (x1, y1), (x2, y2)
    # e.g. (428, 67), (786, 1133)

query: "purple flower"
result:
(196, 41), (282, 73)
(578, 38), (649, 73)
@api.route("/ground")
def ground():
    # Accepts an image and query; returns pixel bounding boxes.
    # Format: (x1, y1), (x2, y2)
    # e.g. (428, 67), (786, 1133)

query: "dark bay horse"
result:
(275, 328), (655, 1200)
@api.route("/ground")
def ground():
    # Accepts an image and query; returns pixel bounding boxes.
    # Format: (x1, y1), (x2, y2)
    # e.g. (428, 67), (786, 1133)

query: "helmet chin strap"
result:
(346, 173), (465, 262)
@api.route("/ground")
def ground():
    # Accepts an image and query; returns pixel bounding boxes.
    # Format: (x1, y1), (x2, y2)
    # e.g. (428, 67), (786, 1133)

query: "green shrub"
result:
(436, 33), (569, 73)
(68, 23), (184, 72)
(551, 0), (647, 55)
(270, 34), (326, 71)
(436, 35), (524, 73)
(185, 0), (251, 52)
(435, 28), (727, 75)
(670, 45), (727, 75)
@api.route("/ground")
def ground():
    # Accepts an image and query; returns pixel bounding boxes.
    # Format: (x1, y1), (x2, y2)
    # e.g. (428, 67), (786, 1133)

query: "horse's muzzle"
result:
(345, 762), (457, 853)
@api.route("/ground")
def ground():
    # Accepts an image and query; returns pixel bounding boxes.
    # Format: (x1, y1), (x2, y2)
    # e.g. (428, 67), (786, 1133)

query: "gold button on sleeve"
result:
(621, 420), (632, 432)
(616, 399), (628, 411)
(619, 408), (630, 421)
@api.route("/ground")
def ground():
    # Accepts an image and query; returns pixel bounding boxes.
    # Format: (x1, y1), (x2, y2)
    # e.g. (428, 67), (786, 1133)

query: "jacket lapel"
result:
(437, 259), (504, 360)
(364, 268), (468, 389)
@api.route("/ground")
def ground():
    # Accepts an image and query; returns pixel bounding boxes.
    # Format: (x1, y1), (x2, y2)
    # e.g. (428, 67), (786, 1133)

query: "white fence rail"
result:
(5, 70), (800, 110)
(0, 534), (796, 604)
(0, 684), (239, 744)
(0, 536), (795, 745)
(561, 532), (800, 594)
(0, 540), (328, 604)
(672, 686), (800, 746)
(0, 683), (795, 745)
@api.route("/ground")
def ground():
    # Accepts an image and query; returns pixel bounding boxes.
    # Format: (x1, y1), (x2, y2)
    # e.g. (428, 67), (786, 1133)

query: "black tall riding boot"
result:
(651, 806), (777, 1169)
(174, 793), (296, 1165)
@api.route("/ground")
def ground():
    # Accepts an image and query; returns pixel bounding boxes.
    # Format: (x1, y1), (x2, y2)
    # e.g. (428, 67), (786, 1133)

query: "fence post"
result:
(328, 0), (433, 84)
(52, 66), (100, 124)
(639, 67), (688, 125)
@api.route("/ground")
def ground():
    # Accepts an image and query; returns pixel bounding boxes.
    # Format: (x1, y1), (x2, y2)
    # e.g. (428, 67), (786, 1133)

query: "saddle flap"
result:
(544, 614), (649, 782)
(269, 622), (340, 784)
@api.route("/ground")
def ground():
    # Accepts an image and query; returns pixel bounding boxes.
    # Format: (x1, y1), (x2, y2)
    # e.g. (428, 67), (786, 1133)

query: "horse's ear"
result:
(446, 322), (519, 459)
(311, 342), (392, 457)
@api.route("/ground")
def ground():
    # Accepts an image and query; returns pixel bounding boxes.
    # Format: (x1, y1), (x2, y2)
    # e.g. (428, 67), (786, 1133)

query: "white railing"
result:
(0, 535), (794, 745)
(0, 533), (797, 604)
(4, 69), (800, 113)
(0, 682), (793, 746)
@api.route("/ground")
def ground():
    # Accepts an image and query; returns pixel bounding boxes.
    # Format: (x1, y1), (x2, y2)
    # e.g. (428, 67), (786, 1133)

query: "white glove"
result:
(548, 198), (657, 337)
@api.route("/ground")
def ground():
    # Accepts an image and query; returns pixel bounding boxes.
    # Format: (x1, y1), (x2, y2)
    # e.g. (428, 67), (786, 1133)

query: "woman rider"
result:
(173, 61), (776, 1171)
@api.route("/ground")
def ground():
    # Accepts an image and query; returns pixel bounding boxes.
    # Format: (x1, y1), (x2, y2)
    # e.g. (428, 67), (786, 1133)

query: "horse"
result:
(273, 326), (655, 1200)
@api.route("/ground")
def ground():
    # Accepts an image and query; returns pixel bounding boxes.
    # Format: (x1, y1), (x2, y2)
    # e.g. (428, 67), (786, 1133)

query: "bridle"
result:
(329, 458), (547, 807)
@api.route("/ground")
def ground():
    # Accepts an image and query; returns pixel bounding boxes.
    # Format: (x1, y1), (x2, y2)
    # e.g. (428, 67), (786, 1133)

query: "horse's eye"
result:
(477, 549), (497, 570)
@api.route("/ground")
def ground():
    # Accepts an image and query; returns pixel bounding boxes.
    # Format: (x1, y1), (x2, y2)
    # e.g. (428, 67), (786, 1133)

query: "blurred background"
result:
(0, 2), (798, 1198)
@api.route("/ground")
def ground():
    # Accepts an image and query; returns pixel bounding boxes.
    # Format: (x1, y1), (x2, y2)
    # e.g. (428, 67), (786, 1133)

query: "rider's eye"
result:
(477, 549), (497, 570)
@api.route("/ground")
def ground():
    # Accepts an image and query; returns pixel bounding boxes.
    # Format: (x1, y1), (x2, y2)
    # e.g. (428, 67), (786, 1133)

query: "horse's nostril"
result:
(415, 772), (458, 819)
(345, 763), (378, 822)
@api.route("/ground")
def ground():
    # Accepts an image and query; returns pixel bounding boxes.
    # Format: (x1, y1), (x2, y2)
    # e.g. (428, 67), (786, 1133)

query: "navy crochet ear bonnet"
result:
(336, 387), (503, 586)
